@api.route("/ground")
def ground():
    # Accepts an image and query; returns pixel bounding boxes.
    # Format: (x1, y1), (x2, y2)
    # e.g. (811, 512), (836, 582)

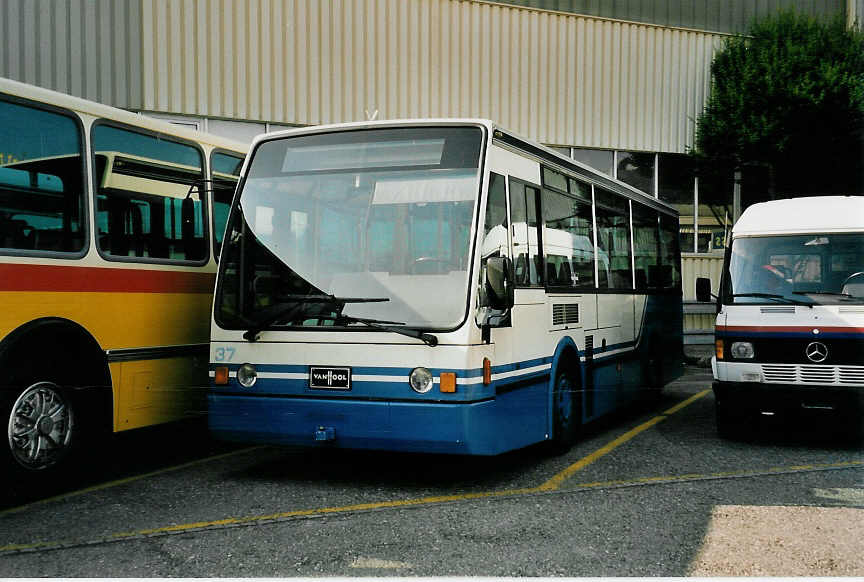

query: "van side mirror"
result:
(695, 277), (712, 302)
(485, 256), (514, 310)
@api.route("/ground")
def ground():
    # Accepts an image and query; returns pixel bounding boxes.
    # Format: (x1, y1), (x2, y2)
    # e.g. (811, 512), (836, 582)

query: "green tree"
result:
(693, 11), (864, 198)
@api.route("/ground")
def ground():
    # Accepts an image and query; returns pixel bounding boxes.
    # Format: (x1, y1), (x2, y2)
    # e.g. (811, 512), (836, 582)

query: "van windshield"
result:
(727, 234), (864, 305)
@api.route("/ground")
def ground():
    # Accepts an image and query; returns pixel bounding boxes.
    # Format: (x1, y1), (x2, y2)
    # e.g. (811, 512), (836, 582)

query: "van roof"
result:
(733, 196), (864, 236)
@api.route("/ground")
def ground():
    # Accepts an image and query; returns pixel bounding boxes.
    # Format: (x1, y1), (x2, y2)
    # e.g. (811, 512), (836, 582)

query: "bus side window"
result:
(595, 188), (633, 290)
(633, 203), (660, 291)
(0, 98), (86, 254)
(92, 124), (206, 263)
(211, 151), (244, 260)
(509, 179), (542, 287)
(541, 187), (594, 289)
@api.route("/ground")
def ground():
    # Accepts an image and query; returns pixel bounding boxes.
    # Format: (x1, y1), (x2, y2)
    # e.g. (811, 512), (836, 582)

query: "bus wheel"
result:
(4, 381), (77, 472)
(550, 366), (581, 452)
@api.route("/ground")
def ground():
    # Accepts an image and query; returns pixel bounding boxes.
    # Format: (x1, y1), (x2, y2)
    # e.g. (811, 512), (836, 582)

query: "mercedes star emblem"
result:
(805, 341), (828, 363)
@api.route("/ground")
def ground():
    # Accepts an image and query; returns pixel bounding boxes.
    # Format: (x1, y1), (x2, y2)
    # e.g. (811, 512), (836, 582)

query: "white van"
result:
(698, 196), (864, 438)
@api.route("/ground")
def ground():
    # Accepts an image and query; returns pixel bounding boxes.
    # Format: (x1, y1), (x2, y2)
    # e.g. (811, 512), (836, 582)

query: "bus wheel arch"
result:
(549, 341), (583, 451)
(0, 318), (113, 472)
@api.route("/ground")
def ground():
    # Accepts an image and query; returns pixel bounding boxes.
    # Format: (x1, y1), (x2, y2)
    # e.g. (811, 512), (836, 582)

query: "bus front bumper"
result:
(207, 393), (538, 455)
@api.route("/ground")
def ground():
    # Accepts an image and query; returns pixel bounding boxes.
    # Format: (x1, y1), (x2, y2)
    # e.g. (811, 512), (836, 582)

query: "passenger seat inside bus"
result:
(0, 218), (34, 249)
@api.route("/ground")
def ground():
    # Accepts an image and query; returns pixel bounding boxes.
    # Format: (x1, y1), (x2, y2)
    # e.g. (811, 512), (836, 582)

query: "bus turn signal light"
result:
(483, 358), (492, 385)
(214, 366), (229, 385)
(439, 372), (456, 393)
(715, 340), (724, 360)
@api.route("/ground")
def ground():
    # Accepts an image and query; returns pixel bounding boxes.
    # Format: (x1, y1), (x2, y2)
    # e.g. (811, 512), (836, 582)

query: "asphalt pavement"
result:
(0, 365), (861, 576)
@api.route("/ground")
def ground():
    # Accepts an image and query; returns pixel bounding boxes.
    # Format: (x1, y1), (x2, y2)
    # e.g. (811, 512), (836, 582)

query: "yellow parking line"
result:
(0, 446), (262, 518)
(0, 389), (712, 554)
(538, 388), (711, 491)
(573, 460), (864, 490)
(663, 389), (712, 415)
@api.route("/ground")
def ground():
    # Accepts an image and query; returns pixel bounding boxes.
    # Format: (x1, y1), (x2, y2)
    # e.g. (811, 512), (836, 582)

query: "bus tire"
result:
(549, 364), (581, 453)
(0, 319), (112, 477)
(3, 379), (79, 473)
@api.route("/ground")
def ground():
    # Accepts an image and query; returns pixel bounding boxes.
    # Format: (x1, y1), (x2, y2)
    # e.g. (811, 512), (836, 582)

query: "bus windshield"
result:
(216, 126), (484, 331)
(727, 233), (864, 305)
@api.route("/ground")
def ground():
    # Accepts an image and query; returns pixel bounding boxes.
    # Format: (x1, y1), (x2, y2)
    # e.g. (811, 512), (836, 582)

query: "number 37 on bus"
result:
(209, 119), (684, 455)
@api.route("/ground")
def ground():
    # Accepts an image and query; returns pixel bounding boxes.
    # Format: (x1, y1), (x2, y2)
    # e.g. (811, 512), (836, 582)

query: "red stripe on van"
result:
(717, 325), (864, 334)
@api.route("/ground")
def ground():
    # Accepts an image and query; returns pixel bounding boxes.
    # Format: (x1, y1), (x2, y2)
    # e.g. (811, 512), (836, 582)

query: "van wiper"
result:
(242, 294), (389, 341)
(731, 293), (813, 308)
(793, 291), (853, 297)
(793, 291), (864, 302)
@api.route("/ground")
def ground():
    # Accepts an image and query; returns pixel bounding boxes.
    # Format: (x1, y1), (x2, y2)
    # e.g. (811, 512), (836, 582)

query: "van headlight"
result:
(409, 367), (434, 393)
(730, 342), (755, 359)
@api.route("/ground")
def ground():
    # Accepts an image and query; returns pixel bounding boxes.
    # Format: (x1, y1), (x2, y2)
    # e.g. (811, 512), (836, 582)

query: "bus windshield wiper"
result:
(731, 293), (814, 308)
(242, 294), (389, 341)
(323, 314), (439, 347)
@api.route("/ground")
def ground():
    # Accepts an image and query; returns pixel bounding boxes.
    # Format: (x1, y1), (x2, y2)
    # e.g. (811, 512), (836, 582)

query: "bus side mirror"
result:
(485, 256), (514, 310)
(695, 277), (712, 302)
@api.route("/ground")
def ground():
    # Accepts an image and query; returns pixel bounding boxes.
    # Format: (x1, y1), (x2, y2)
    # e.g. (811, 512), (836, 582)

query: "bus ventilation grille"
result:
(552, 303), (580, 326)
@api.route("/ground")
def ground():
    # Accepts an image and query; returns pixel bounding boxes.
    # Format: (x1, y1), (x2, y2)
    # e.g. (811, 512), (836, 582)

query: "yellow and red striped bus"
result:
(0, 77), (247, 473)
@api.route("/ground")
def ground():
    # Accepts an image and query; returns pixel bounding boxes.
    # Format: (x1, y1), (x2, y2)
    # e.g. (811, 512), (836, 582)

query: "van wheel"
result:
(715, 400), (750, 441)
(550, 366), (581, 452)
(4, 381), (77, 472)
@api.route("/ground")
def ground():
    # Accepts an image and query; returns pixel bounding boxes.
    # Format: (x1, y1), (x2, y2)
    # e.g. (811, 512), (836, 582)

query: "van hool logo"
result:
(309, 367), (351, 389)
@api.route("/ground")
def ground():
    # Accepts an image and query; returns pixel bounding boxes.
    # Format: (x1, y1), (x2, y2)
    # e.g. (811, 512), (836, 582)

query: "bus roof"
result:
(733, 196), (864, 236)
(254, 118), (676, 215)
(0, 76), (247, 154)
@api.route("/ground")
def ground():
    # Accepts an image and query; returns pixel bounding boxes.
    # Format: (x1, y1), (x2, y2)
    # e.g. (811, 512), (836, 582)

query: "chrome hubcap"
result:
(7, 382), (74, 470)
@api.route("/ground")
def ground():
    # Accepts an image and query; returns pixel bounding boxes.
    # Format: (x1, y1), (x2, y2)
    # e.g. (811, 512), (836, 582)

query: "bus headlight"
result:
(237, 363), (258, 387)
(730, 342), (755, 359)
(409, 367), (434, 393)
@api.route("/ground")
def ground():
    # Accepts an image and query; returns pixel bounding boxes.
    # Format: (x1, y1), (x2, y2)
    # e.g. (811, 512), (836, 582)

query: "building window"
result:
(616, 151), (656, 196)
(571, 147), (614, 176)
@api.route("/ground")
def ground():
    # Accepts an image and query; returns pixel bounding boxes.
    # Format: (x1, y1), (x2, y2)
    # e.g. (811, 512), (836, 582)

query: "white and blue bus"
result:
(208, 120), (683, 455)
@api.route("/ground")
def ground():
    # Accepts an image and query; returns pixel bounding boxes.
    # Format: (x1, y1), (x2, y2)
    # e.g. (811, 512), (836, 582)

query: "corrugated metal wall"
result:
(0, 0), (143, 109)
(682, 253), (723, 335)
(139, 0), (724, 152)
(487, 0), (847, 34)
(851, 0), (864, 27)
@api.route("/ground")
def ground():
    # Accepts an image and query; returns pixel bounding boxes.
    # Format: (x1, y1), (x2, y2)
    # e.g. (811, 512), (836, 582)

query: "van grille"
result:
(761, 364), (864, 386)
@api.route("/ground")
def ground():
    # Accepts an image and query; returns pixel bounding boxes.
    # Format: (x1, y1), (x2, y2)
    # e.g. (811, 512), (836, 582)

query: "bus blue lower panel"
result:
(208, 389), (548, 455)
